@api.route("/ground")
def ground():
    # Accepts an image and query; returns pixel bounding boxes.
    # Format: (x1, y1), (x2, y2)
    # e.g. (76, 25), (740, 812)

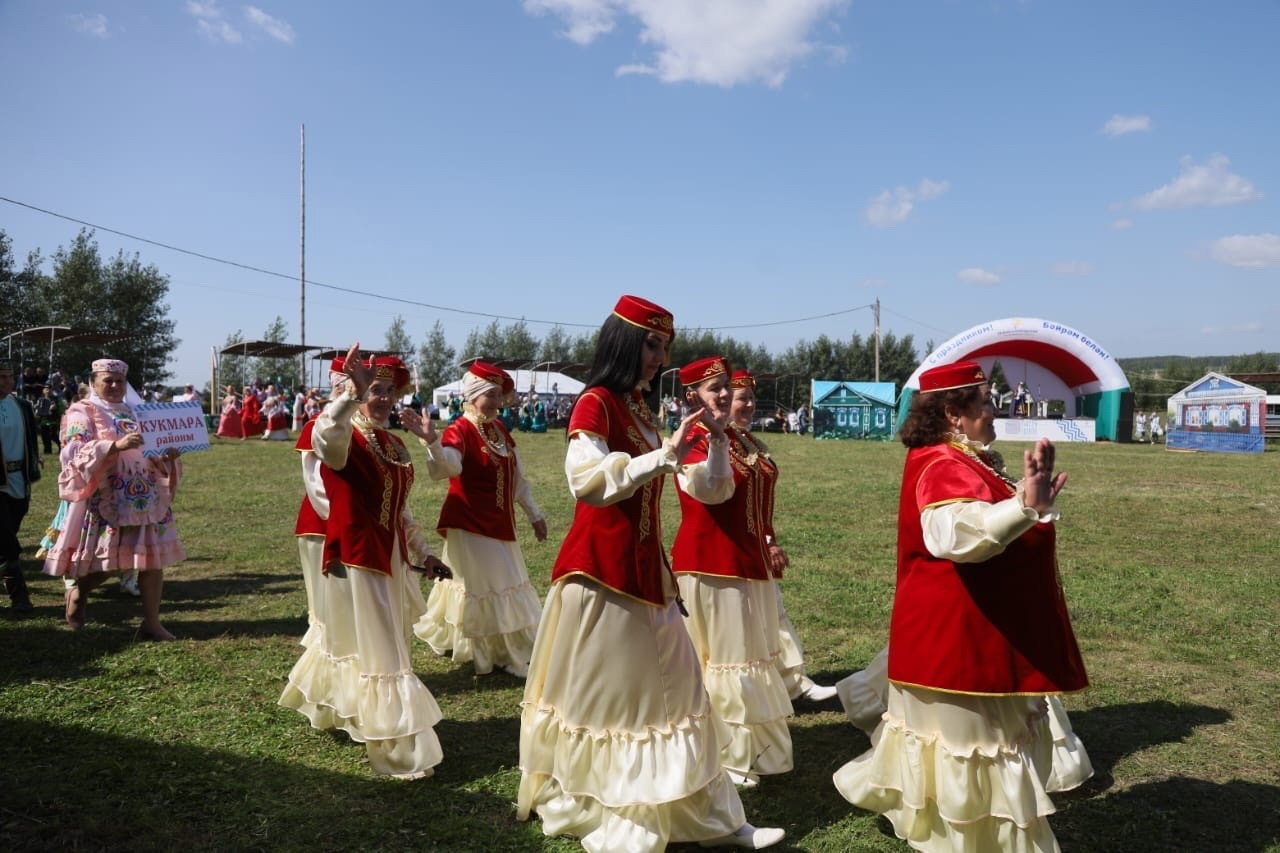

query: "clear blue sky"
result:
(3, 1), (1277, 385)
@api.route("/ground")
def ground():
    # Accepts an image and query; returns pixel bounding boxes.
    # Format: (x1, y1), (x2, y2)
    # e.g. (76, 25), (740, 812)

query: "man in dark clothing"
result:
(0, 359), (41, 612)
(34, 386), (64, 455)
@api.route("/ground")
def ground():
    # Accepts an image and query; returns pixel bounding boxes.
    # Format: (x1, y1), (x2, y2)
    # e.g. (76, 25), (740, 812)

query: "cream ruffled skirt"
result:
(771, 580), (821, 699)
(415, 528), (542, 674)
(280, 542), (444, 779)
(518, 577), (747, 852)
(833, 680), (1093, 852)
(677, 574), (794, 779)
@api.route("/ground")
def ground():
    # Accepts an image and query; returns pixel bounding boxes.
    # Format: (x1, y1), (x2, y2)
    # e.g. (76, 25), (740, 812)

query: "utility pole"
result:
(299, 123), (307, 390)
(874, 297), (881, 382)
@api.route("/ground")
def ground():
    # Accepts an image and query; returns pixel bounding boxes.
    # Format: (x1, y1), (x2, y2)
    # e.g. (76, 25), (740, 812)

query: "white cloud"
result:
(245, 6), (296, 44)
(1111, 218), (1134, 231)
(67, 13), (109, 38)
(1131, 154), (1262, 210)
(186, 1), (220, 17)
(524, 0), (849, 87)
(1101, 114), (1151, 136)
(864, 178), (950, 227)
(524, 0), (617, 44)
(1209, 234), (1280, 269)
(1052, 261), (1094, 276)
(198, 18), (243, 43)
(958, 268), (1001, 286)
(187, 1), (243, 43)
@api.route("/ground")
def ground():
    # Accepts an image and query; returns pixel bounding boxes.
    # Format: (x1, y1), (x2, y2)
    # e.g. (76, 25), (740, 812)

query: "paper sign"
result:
(134, 401), (212, 457)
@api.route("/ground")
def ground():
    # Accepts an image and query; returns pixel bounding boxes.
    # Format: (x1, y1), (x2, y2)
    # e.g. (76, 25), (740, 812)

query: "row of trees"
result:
(9, 227), (1273, 409)
(0, 229), (179, 384)
(217, 310), (920, 410)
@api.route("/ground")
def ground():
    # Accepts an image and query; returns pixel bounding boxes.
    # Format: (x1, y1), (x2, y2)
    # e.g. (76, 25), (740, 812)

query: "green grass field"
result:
(1, 431), (1277, 852)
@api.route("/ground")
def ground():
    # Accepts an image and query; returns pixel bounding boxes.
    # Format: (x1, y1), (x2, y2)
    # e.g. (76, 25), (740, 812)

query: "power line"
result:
(1, 194), (881, 335)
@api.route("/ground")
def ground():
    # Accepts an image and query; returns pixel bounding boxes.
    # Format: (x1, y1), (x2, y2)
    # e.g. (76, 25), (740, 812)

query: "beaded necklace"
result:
(946, 434), (1018, 491)
(354, 412), (412, 468)
(465, 412), (509, 457)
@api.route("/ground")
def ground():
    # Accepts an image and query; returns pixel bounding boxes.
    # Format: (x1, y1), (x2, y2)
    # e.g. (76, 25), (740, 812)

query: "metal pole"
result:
(874, 297), (881, 383)
(299, 123), (306, 392)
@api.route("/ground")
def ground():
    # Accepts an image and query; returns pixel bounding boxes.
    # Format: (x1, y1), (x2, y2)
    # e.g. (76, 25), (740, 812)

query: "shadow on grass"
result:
(768, 700), (1270, 852)
(1068, 699), (1233, 776)
(0, 716), (554, 853)
(1056, 777), (1280, 852)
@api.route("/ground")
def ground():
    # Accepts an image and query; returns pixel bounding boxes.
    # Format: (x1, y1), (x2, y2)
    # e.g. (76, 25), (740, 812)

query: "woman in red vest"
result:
(725, 371), (837, 710)
(674, 363), (840, 788)
(280, 343), (445, 780)
(670, 358), (793, 789)
(239, 385), (263, 439)
(518, 297), (784, 852)
(833, 360), (1089, 851)
(416, 360), (546, 678)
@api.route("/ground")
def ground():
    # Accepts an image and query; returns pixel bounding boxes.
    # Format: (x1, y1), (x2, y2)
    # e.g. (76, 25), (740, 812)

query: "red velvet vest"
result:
(671, 424), (775, 581)
(435, 417), (517, 541)
(888, 442), (1088, 695)
(551, 388), (669, 606)
(292, 419), (325, 537)
(320, 425), (414, 576)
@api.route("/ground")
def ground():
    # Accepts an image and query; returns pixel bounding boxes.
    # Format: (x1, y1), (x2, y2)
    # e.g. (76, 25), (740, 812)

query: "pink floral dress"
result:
(42, 400), (186, 578)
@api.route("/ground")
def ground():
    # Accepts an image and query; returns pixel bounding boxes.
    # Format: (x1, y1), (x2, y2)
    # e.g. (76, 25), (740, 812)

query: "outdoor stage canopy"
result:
(899, 317), (1131, 442)
(3, 325), (139, 370)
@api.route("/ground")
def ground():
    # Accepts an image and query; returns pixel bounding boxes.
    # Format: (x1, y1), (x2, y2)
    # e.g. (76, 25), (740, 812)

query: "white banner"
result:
(994, 417), (1095, 443)
(134, 401), (212, 457)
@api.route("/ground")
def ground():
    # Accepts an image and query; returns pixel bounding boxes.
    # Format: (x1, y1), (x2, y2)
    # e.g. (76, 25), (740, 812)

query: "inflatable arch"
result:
(899, 318), (1130, 441)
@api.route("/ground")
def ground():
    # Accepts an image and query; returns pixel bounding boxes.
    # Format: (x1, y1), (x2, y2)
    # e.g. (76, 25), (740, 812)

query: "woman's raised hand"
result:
(671, 407), (711, 463)
(1021, 437), (1068, 514)
(398, 406), (428, 439)
(342, 342), (373, 398)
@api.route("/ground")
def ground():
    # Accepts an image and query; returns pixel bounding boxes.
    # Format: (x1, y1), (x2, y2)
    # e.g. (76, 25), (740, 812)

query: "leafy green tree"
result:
(539, 325), (574, 363)
(417, 320), (457, 395)
(567, 330), (598, 365)
(1226, 351), (1280, 373)
(38, 229), (179, 386)
(462, 320), (506, 361)
(0, 230), (48, 337)
(217, 330), (249, 395)
(462, 320), (538, 363)
(384, 315), (414, 358)
(251, 316), (298, 391)
(504, 320), (539, 362)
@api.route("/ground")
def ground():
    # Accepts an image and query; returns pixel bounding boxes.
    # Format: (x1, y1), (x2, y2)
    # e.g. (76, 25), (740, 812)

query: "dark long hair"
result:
(582, 315), (662, 409)
(899, 385), (985, 448)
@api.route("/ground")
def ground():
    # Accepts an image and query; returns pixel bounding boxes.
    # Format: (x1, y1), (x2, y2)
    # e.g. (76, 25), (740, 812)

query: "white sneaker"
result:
(699, 823), (786, 849)
(120, 572), (141, 597)
(799, 683), (837, 702)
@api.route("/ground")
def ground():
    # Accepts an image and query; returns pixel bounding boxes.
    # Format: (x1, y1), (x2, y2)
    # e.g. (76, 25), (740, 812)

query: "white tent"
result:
(431, 369), (584, 407)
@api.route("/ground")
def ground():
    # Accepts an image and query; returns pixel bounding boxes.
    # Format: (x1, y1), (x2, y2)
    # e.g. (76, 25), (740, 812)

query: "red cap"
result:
(468, 360), (509, 387)
(679, 355), (731, 387)
(613, 295), (675, 340)
(918, 360), (987, 393)
(330, 356), (346, 373)
(730, 369), (755, 390)
(370, 355), (412, 393)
